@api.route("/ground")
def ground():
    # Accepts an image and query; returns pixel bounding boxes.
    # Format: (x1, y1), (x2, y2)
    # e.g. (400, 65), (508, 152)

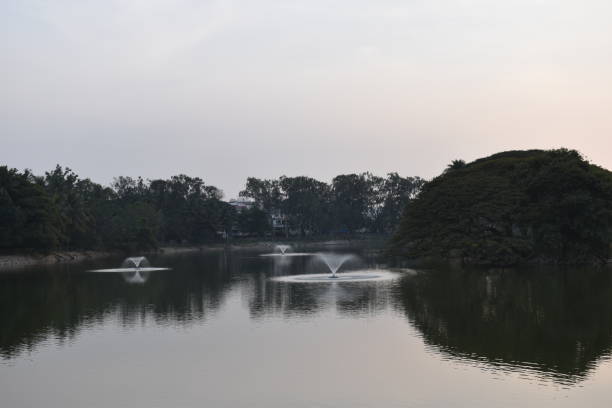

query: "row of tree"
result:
(0, 165), (424, 252)
(0, 166), (233, 252)
(240, 173), (425, 236)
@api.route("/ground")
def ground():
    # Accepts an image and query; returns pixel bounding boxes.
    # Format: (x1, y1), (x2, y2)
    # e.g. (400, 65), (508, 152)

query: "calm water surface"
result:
(1, 247), (612, 407)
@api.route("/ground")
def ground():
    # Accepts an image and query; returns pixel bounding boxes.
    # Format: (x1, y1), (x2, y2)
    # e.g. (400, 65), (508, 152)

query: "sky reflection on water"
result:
(1, 248), (612, 407)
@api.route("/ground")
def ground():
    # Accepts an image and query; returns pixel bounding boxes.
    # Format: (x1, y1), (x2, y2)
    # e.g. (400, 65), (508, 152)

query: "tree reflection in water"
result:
(394, 267), (612, 384)
(2, 249), (612, 387)
(0, 252), (236, 359)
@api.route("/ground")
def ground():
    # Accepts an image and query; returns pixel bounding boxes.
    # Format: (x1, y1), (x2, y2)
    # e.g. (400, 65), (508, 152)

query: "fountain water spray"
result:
(259, 245), (311, 258)
(315, 253), (356, 278)
(88, 257), (170, 283)
(121, 257), (149, 269)
(275, 245), (292, 255)
(269, 251), (403, 283)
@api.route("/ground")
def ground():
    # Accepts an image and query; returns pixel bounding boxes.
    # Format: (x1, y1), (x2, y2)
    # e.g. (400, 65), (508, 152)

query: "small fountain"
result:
(271, 253), (401, 283)
(88, 256), (170, 284)
(275, 245), (292, 255)
(121, 256), (149, 269)
(259, 244), (311, 258)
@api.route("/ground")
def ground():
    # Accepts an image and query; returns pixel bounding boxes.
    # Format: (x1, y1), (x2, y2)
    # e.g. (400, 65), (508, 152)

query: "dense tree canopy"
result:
(1, 166), (422, 252)
(0, 167), (60, 250)
(240, 173), (425, 236)
(0, 166), (234, 252)
(390, 149), (612, 265)
(240, 178), (282, 212)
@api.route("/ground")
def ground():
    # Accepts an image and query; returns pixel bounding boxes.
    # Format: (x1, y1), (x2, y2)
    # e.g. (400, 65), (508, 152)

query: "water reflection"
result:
(245, 250), (394, 318)
(121, 270), (150, 284)
(244, 275), (395, 319)
(2, 249), (612, 387)
(0, 252), (236, 359)
(395, 267), (612, 384)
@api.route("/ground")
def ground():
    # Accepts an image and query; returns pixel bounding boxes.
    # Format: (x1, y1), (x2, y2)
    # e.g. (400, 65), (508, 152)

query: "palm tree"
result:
(445, 159), (466, 173)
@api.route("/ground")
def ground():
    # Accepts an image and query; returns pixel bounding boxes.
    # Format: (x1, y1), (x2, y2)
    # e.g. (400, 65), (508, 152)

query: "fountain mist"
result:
(315, 253), (357, 278)
(121, 257), (149, 269)
(275, 245), (292, 255)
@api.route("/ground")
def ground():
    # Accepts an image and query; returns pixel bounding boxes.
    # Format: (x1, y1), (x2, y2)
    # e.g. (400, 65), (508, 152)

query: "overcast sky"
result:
(2, 0), (612, 198)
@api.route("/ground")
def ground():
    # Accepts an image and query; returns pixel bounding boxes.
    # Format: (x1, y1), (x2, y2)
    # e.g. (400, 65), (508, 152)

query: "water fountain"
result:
(316, 253), (355, 278)
(275, 244), (291, 255)
(259, 244), (311, 257)
(88, 256), (170, 275)
(271, 252), (400, 283)
(121, 256), (149, 269)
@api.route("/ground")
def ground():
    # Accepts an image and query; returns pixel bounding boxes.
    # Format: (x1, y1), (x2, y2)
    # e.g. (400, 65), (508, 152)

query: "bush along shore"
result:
(390, 149), (612, 266)
(0, 250), (114, 270)
(0, 246), (210, 270)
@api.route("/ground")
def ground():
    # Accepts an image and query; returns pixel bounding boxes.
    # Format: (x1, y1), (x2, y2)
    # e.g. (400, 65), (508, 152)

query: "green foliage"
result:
(331, 173), (380, 233)
(42, 165), (98, 249)
(0, 164), (424, 251)
(279, 176), (331, 236)
(236, 207), (270, 237)
(239, 178), (282, 211)
(391, 149), (612, 265)
(0, 167), (62, 250)
(98, 201), (160, 251)
(444, 159), (467, 173)
(0, 166), (232, 252)
(240, 173), (425, 235)
(370, 172), (426, 233)
(137, 175), (227, 244)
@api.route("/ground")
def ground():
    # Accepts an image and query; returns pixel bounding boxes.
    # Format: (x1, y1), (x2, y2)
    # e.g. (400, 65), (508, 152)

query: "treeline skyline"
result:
(0, 164), (424, 253)
(2, 165), (429, 201)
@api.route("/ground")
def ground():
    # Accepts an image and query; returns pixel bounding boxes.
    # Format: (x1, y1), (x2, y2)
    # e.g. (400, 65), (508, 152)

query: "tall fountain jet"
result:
(315, 253), (356, 278)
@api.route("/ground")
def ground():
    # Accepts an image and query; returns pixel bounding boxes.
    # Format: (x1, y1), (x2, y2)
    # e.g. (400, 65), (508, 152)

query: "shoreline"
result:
(0, 250), (118, 270)
(0, 246), (208, 271)
(0, 237), (387, 271)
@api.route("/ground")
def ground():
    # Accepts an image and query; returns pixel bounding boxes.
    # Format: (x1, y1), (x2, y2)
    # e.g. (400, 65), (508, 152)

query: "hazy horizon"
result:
(2, 0), (612, 198)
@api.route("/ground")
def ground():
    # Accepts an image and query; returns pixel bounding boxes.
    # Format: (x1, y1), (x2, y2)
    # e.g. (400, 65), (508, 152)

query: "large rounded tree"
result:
(390, 149), (612, 265)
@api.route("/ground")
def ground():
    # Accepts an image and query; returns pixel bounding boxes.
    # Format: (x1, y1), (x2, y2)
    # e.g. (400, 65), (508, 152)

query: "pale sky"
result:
(2, 0), (612, 198)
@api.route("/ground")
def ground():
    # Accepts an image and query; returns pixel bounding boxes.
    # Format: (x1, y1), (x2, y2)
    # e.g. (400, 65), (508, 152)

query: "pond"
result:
(1, 245), (612, 407)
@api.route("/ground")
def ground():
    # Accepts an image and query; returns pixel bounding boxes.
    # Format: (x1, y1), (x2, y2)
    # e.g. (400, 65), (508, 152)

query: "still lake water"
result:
(1, 245), (612, 407)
